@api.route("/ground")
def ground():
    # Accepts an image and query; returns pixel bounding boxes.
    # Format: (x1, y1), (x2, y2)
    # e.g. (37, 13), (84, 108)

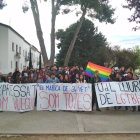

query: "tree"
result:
(29, 48), (32, 69)
(123, 0), (140, 31)
(64, 0), (116, 66)
(133, 45), (140, 67)
(49, 0), (73, 66)
(56, 18), (107, 68)
(39, 53), (41, 70)
(22, 0), (74, 66)
(0, 0), (7, 9)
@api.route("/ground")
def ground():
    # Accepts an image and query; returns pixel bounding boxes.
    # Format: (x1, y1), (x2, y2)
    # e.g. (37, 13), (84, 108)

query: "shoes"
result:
(50, 110), (52, 112)
(56, 109), (59, 112)
(96, 109), (101, 112)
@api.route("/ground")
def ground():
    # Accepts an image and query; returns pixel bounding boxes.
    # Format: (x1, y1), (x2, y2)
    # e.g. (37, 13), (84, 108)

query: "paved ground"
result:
(1, 134), (140, 140)
(0, 107), (140, 134)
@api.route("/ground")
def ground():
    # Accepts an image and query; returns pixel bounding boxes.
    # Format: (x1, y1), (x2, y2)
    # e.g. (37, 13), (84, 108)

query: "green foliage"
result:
(56, 18), (107, 68)
(29, 48), (32, 70)
(39, 53), (41, 70)
(0, 0), (7, 10)
(73, 0), (115, 24)
(133, 45), (140, 67)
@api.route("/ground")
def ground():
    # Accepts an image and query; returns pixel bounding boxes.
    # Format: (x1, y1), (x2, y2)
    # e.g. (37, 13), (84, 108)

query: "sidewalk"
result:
(0, 107), (140, 134)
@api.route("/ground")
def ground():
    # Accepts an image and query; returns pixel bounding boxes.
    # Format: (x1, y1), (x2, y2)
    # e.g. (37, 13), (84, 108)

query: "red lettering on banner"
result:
(68, 93), (73, 109)
(120, 93), (126, 104)
(63, 93), (69, 109)
(49, 94), (55, 108)
(2, 97), (8, 110)
(21, 98), (25, 111)
(115, 93), (122, 104)
(77, 93), (83, 110)
(74, 93), (78, 109)
(25, 98), (30, 110)
(125, 93), (131, 104)
(131, 94), (137, 104)
(135, 93), (139, 104)
(31, 98), (35, 109)
(83, 94), (91, 110)
(39, 91), (49, 109)
(55, 93), (59, 108)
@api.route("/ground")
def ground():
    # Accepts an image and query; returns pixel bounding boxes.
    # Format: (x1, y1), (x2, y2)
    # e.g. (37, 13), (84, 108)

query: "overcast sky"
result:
(0, 0), (140, 59)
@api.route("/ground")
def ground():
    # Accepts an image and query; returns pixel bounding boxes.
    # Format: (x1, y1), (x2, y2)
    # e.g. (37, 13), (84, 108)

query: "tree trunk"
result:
(30, 0), (49, 67)
(64, 11), (86, 66)
(49, 0), (57, 66)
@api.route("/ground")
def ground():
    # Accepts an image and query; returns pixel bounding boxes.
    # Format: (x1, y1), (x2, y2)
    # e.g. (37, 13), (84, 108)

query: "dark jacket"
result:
(13, 71), (20, 83)
(90, 76), (101, 92)
(22, 71), (28, 77)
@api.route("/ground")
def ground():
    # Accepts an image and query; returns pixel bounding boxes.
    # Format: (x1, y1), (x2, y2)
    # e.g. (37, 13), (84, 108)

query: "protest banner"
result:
(95, 80), (140, 108)
(37, 83), (92, 111)
(0, 83), (36, 112)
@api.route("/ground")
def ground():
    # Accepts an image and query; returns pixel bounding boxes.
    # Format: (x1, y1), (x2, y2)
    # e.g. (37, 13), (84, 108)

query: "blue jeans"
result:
(118, 106), (128, 110)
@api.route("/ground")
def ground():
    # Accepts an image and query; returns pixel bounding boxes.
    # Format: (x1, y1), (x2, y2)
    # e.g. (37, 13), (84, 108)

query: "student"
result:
(28, 73), (36, 83)
(22, 66), (28, 77)
(16, 73), (22, 84)
(40, 68), (46, 82)
(13, 67), (20, 83)
(36, 74), (43, 83)
(45, 72), (60, 83)
(64, 74), (71, 83)
(78, 74), (86, 83)
(6, 75), (13, 83)
(45, 72), (60, 111)
(90, 70), (101, 111)
(0, 75), (3, 83)
(116, 72), (128, 111)
(44, 73), (50, 83)
(60, 75), (64, 83)
(74, 73), (80, 83)
(126, 72), (133, 81)
(34, 69), (40, 79)
(22, 76), (28, 83)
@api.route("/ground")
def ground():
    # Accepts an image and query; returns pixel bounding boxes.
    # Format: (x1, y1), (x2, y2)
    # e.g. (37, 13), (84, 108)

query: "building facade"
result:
(0, 23), (43, 74)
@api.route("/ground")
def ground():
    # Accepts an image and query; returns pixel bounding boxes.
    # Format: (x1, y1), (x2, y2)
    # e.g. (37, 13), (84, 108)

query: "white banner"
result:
(95, 80), (140, 108)
(37, 83), (92, 111)
(0, 83), (36, 112)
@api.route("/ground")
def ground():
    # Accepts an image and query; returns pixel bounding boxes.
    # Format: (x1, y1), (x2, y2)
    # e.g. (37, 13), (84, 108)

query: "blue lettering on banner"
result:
(46, 85), (60, 91)
(63, 86), (68, 92)
(39, 85), (44, 90)
(71, 86), (76, 92)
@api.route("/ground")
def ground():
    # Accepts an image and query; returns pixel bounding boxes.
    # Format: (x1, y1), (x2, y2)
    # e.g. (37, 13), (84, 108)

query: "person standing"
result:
(116, 72), (128, 111)
(90, 70), (101, 111)
(22, 66), (28, 77)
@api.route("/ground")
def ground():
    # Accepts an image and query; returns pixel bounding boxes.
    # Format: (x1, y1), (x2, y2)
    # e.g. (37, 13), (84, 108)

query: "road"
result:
(0, 107), (140, 134)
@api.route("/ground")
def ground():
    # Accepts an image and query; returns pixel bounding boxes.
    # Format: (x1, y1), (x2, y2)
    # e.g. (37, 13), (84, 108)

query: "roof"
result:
(0, 22), (41, 53)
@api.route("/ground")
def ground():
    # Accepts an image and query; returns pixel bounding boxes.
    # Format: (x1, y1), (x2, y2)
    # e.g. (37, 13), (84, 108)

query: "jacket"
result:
(90, 76), (101, 91)
(45, 77), (60, 83)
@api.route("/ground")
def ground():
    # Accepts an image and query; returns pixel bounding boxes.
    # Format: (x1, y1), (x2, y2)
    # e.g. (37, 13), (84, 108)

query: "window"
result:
(23, 50), (24, 56)
(21, 63), (22, 69)
(31, 53), (33, 59)
(19, 47), (21, 54)
(12, 43), (14, 51)
(11, 61), (12, 68)
(16, 45), (18, 53)
(25, 51), (27, 58)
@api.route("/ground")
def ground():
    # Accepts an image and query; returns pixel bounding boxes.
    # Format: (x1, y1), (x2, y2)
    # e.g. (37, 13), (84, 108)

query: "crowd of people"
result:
(0, 65), (139, 112)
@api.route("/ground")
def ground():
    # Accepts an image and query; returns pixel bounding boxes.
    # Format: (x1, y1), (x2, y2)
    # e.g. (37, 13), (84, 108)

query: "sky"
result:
(0, 0), (140, 59)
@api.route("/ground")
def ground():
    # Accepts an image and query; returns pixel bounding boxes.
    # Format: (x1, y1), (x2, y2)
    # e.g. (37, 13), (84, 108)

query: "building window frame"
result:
(19, 47), (21, 54)
(12, 43), (14, 51)
(16, 45), (18, 53)
(11, 61), (12, 68)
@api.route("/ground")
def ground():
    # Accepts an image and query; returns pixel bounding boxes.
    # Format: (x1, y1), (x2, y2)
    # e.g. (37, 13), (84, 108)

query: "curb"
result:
(0, 131), (140, 135)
